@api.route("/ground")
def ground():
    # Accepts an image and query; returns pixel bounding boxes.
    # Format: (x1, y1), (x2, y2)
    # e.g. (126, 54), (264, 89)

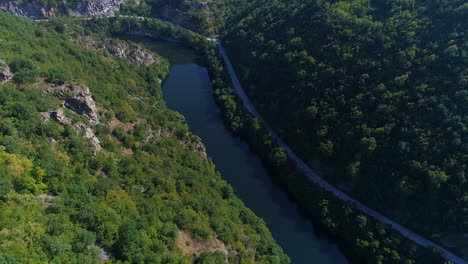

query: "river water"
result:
(122, 36), (348, 264)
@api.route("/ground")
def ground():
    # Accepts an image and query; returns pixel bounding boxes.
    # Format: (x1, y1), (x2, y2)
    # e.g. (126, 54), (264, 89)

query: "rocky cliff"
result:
(43, 84), (102, 154)
(70, 35), (162, 67)
(46, 83), (100, 125)
(0, 59), (12, 82)
(0, 0), (124, 19)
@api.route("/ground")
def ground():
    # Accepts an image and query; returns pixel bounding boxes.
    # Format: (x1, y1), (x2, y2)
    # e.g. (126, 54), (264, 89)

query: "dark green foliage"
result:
(0, 255), (21, 264)
(221, 0), (468, 251)
(46, 66), (72, 84)
(0, 177), (12, 198)
(195, 252), (226, 264)
(9, 58), (39, 84)
(119, 0), (223, 36)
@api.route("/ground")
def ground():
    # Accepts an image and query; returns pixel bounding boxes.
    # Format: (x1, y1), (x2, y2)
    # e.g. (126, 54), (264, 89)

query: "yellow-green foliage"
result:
(0, 12), (288, 263)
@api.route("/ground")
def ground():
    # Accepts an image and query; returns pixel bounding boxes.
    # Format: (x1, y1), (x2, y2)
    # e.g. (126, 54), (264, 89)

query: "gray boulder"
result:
(64, 85), (100, 125)
(49, 108), (73, 125)
(0, 59), (12, 82)
(74, 121), (102, 154)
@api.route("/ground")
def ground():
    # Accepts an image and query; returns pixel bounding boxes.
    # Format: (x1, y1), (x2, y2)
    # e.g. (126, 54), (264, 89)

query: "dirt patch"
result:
(177, 231), (228, 257)
(121, 147), (134, 156)
(30, 79), (50, 90)
(108, 116), (136, 132)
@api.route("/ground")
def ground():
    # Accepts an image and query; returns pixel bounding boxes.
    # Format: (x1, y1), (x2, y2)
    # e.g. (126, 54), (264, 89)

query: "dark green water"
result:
(124, 36), (349, 264)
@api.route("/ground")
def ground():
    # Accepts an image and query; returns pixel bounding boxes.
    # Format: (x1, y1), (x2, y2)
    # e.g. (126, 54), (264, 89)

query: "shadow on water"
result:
(120, 36), (349, 264)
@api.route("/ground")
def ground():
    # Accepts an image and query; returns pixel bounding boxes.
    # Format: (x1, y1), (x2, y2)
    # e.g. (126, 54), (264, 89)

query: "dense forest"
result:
(0, 0), (466, 261)
(119, 0), (222, 35)
(0, 12), (289, 263)
(220, 0), (468, 255)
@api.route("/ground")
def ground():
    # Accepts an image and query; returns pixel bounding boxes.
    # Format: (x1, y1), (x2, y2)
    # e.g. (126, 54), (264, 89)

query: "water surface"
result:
(123, 36), (349, 264)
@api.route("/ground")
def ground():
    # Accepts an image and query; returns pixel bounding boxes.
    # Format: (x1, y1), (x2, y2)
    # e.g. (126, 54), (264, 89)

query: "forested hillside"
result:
(0, 12), (288, 263)
(222, 0), (468, 255)
(120, 0), (222, 35)
(119, 0), (252, 37)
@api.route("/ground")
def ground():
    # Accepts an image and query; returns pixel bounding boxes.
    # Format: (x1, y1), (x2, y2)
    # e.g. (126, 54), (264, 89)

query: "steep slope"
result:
(120, 0), (225, 36)
(0, 0), (124, 19)
(222, 0), (467, 259)
(0, 12), (288, 263)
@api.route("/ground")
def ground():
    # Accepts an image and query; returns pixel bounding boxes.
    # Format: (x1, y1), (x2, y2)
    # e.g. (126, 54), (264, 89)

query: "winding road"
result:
(215, 40), (467, 264)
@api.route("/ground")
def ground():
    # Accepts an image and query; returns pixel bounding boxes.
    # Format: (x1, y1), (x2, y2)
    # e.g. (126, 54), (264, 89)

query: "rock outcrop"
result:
(0, 59), (12, 82)
(45, 108), (102, 154)
(77, 0), (124, 17)
(71, 36), (161, 67)
(46, 84), (99, 125)
(0, 0), (124, 20)
(0, 0), (55, 19)
(65, 89), (100, 125)
(103, 38), (159, 67)
(73, 122), (102, 153)
(39, 193), (56, 208)
(43, 83), (102, 154)
(49, 108), (72, 125)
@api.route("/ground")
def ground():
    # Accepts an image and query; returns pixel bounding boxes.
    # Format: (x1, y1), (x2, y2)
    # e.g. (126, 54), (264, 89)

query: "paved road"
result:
(215, 40), (467, 264)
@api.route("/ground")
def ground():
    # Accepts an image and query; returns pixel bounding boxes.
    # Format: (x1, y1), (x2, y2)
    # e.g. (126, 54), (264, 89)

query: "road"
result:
(215, 40), (467, 264)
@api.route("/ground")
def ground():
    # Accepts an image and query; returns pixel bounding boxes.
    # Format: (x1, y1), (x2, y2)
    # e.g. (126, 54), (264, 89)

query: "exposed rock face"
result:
(0, 0), (53, 19)
(79, 0), (124, 17)
(46, 108), (101, 154)
(74, 122), (102, 153)
(38, 193), (56, 208)
(98, 246), (111, 261)
(0, 59), (12, 82)
(195, 141), (206, 154)
(65, 89), (100, 125)
(49, 108), (72, 125)
(46, 84), (99, 125)
(0, 0), (124, 19)
(71, 36), (160, 67)
(88, 244), (111, 261)
(44, 83), (102, 155)
(103, 38), (159, 67)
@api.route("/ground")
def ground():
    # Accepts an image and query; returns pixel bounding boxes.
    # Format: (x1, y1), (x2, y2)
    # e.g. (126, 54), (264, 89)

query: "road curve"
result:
(215, 40), (467, 264)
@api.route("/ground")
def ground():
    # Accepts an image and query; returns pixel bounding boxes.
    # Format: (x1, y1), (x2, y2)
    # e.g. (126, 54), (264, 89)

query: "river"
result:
(121, 36), (349, 264)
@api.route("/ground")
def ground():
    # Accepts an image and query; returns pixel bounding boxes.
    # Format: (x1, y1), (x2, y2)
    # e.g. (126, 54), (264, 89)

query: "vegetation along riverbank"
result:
(79, 15), (458, 264)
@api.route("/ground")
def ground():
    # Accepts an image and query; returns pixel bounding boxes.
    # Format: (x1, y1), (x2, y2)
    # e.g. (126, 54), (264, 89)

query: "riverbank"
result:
(125, 36), (349, 263)
(215, 41), (466, 264)
(79, 16), (461, 264)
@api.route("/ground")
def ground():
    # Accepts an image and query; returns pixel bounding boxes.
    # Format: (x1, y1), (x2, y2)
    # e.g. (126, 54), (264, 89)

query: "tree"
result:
(9, 58), (39, 84)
